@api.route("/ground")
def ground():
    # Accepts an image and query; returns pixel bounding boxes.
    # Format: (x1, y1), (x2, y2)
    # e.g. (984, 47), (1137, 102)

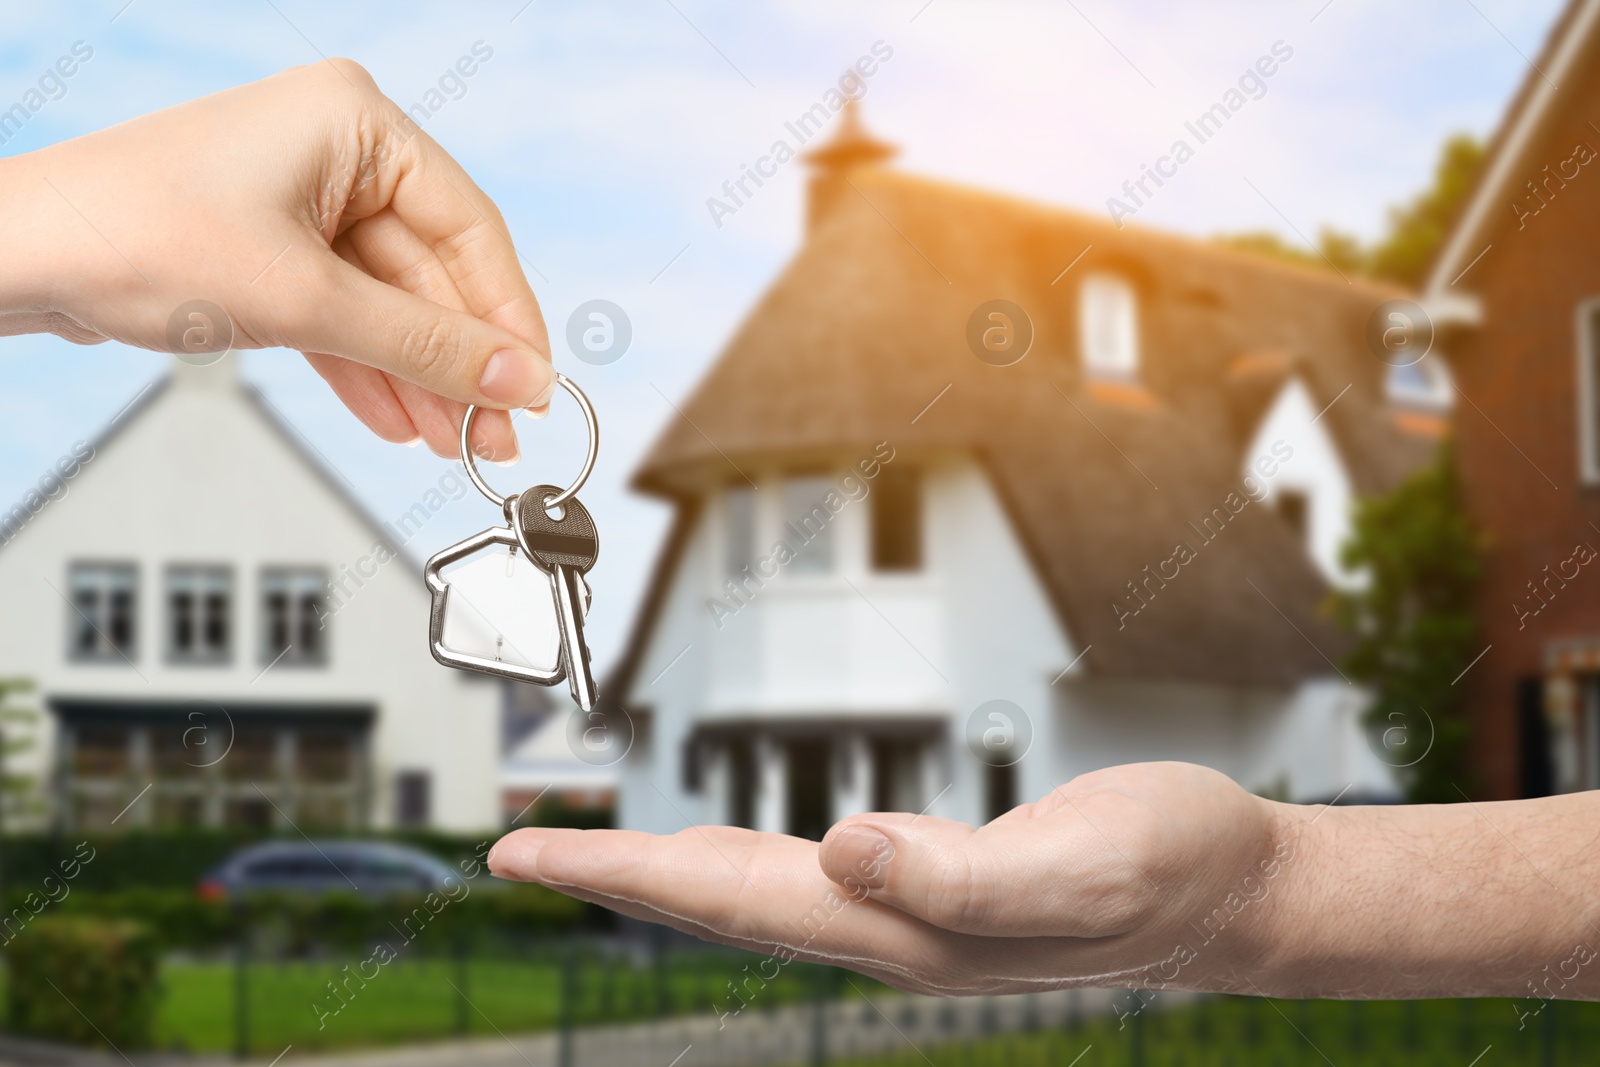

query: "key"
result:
(515, 484), (599, 712)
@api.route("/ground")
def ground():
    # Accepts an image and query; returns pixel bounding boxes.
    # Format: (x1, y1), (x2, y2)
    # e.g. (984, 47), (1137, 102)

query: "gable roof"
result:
(1425, 0), (1600, 299)
(0, 375), (169, 556)
(618, 144), (1431, 692)
(238, 379), (426, 570)
(0, 357), (422, 572)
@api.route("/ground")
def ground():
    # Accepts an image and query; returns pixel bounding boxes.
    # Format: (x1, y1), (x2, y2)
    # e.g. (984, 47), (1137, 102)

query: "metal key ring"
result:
(459, 373), (598, 512)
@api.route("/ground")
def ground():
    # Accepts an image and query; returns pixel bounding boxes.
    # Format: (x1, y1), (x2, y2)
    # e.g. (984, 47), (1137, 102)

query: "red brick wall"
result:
(1454, 59), (1600, 797)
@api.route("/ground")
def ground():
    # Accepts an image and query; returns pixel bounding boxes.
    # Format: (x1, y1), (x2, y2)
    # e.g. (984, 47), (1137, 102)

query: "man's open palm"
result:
(490, 762), (1295, 996)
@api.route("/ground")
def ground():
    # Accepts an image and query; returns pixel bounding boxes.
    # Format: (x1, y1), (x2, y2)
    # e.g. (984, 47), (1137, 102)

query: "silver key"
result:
(514, 485), (599, 712)
(430, 374), (602, 700)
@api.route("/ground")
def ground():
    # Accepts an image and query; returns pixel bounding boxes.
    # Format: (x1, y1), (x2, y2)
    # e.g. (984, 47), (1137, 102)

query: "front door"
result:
(785, 738), (832, 840)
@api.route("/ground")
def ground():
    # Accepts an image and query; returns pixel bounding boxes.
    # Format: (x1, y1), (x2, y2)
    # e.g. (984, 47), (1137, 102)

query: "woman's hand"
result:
(489, 763), (1305, 997)
(0, 59), (550, 461)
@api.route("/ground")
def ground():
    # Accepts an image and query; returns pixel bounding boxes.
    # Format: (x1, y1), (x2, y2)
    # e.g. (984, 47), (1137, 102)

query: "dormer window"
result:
(1385, 355), (1453, 410)
(1275, 489), (1309, 547)
(1080, 273), (1139, 378)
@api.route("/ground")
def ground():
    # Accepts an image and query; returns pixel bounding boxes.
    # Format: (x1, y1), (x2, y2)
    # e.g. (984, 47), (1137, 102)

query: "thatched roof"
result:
(622, 122), (1433, 691)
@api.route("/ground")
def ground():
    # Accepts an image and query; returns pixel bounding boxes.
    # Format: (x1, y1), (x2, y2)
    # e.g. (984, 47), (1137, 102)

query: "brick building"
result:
(1426, 0), (1600, 797)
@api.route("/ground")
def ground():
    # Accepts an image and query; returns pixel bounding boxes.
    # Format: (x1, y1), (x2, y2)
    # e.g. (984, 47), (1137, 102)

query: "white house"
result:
(604, 108), (1447, 839)
(502, 709), (619, 817)
(0, 354), (505, 832)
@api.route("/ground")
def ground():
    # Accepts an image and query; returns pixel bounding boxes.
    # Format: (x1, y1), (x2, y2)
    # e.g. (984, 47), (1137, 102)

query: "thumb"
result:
(817, 812), (1151, 939)
(293, 258), (556, 410)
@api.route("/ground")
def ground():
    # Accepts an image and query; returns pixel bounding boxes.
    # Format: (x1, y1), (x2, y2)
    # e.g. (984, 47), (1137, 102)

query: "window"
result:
(870, 467), (923, 571)
(871, 737), (923, 812)
(396, 770), (431, 828)
(61, 710), (369, 832)
(1275, 489), (1309, 548)
(783, 475), (836, 575)
(167, 565), (232, 664)
(72, 726), (130, 778)
(298, 730), (353, 784)
(224, 729), (278, 782)
(1579, 300), (1600, 484)
(261, 567), (328, 666)
(1385, 357), (1453, 410)
(67, 724), (140, 828)
(1080, 273), (1139, 377)
(724, 485), (757, 577)
(68, 562), (137, 662)
(1519, 676), (1553, 798)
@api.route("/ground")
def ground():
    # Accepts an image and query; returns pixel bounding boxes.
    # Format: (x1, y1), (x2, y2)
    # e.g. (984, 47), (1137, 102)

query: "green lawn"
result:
(149, 952), (855, 1054)
(12, 956), (1600, 1063)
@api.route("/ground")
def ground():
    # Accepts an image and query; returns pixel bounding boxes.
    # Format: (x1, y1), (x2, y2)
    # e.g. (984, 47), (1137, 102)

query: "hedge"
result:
(0, 831), (492, 892)
(3, 916), (161, 1049)
(0, 806), (609, 893)
(1, 883), (600, 954)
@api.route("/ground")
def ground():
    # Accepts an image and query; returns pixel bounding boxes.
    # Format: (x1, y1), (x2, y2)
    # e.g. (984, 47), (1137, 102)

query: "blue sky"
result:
(0, 0), (1567, 668)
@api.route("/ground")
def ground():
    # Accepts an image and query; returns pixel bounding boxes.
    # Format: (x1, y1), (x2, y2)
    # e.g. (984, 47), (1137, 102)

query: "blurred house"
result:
(501, 683), (616, 822)
(1426, 0), (1600, 799)
(606, 105), (1443, 838)
(0, 355), (502, 832)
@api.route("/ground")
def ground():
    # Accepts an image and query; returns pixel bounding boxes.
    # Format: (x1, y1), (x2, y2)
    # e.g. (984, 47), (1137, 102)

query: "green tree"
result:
(0, 677), (41, 895)
(1212, 225), (1369, 277)
(1214, 133), (1484, 285)
(1316, 227), (1367, 277)
(1331, 445), (1482, 802)
(1214, 230), (1328, 270)
(1366, 134), (1485, 286)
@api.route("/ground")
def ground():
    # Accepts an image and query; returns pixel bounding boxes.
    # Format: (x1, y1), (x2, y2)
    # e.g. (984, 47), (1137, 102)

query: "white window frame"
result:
(1577, 297), (1600, 485)
(260, 566), (330, 667)
(1079, 273), (1139, 378)
(166, 564), (233, 666)
(781, 474), (838, 576)
(67, 561), (138, 664)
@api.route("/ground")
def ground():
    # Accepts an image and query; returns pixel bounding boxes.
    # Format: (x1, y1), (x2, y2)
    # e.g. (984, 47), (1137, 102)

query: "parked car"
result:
(198, 841), (460, 899)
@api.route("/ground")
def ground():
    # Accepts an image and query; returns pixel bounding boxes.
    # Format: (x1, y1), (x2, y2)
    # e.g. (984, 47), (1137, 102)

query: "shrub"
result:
(1332, 442), (1483, 802)
(3, 916), (161, 1049)
(0, 828), (608, 891)
(4, 882), (599, 953)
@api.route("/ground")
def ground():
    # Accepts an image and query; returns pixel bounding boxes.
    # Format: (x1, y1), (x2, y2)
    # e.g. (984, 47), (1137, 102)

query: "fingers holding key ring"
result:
(460, 373), (598, 513)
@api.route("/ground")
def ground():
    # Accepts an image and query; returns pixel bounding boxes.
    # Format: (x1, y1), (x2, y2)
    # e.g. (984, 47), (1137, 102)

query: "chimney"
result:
(169, 348), (241, 390)
(168, 299), (241, 389)
(801, 99), (897, 233)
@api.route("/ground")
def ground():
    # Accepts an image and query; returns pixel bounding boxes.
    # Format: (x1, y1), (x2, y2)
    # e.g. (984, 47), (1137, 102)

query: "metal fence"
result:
(5, 926), (1599, 1065)
(192, 930), (1600, 1066)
